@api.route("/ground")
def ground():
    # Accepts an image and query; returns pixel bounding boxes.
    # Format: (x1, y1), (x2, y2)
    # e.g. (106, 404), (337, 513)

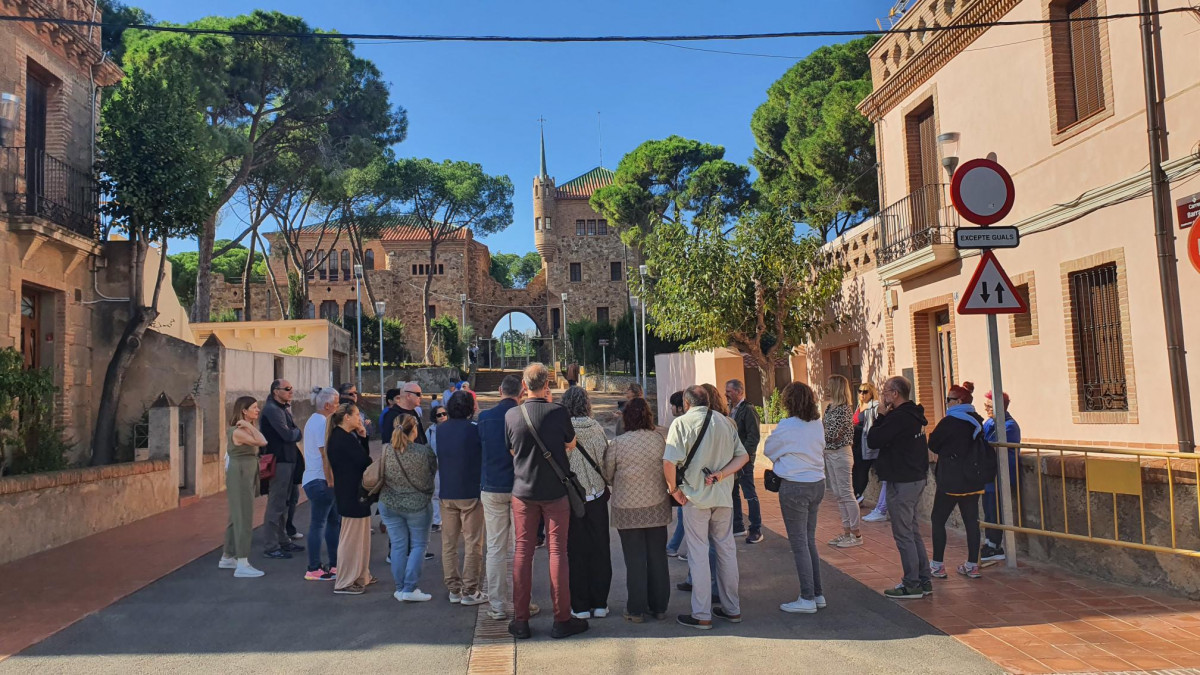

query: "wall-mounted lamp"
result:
(937, 132), (960, 178)
(0, 93), (20, 146)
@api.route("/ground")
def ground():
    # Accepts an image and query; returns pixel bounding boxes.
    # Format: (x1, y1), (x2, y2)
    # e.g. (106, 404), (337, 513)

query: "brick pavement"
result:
(756, 476), (1200, 674)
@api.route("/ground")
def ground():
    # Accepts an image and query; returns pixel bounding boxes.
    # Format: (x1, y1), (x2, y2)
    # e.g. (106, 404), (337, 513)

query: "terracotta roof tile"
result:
(556, 167), (615, 199)
(296, 214), (466, 242)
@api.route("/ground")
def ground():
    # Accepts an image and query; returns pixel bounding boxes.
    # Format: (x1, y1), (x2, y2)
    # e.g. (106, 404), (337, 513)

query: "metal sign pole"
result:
(985, 313), (1017, 569)
(601, 342), (607, 392)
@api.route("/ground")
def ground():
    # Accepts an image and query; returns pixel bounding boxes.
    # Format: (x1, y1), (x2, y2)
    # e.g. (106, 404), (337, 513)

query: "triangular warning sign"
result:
(957, 250), (1029, 315)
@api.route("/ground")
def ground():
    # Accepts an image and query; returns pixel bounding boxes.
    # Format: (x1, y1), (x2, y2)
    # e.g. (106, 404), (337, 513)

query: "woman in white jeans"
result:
(824, 375), (862, 547)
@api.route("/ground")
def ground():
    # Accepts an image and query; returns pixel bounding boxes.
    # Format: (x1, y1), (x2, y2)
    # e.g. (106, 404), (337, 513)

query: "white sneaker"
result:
(398, 589), (432, 602)
(815, 595), (827, 609)
(218, 556), (238, 569)
(862, 510), (889, 523)
(828, 534), (848, 546)
(592, 607), (609, 618)
(385, 553), (392, 564)
(449, 592), (462, 604)
(780, 597), (818, 614)
(290, 532), (304, 540)
(460, 591), (489, 606)
(233, 561), (265, 578)
(571, 610), (591, 619)
(487, 607), (508, 620)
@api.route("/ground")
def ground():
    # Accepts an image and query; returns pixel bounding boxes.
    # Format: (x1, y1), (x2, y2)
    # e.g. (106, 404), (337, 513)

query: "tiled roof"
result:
(556, 167), (615, 199)
(295, 214), (466, 242)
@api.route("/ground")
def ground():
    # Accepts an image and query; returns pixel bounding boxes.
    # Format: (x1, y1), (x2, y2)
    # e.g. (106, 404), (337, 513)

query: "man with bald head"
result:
(260, 378), (304, 559)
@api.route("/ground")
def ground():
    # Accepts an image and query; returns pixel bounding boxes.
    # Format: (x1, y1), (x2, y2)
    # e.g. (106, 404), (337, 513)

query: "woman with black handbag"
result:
(561, 386), (612, 620)
(763, 381), (828, 614)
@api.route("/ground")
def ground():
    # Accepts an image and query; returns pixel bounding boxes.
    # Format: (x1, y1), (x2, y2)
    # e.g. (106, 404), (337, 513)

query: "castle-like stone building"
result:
(217, 133), (640, 362)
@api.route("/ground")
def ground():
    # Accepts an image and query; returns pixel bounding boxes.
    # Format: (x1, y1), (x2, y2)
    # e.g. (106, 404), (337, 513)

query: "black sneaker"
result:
(922, 580), (934, 596)
(281, 542), (306, 553)
(979, 546), (1006, 567)
(263, 549), (292, 559)
(507, 620), (531, 639)
(676, 614), (712, 630)
(550, 617), (589, 639)
(431, 524), (442, 533)
(424, 551), (435, 560)
(713, 607), (742, 623)
(536, 536), (546, 549)
(883, 584), (924, 599)
(746, 531), (765, 544)
(676, 582), (692, 592)
(732, 527), (747, 536)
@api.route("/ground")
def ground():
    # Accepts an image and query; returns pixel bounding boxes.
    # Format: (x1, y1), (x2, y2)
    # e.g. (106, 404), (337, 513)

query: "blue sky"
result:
(137, 0), (882, 333)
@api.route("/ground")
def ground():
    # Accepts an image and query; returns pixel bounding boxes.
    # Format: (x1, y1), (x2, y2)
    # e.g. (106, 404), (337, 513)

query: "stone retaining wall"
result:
(0, 459), (176, 565)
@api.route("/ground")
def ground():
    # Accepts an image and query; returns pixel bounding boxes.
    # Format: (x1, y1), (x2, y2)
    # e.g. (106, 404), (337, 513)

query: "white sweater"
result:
(762, 416), (826, 483)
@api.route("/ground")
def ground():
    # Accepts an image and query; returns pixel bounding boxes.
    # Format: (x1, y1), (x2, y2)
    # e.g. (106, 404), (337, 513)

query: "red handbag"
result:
(258, 453), (277, 481)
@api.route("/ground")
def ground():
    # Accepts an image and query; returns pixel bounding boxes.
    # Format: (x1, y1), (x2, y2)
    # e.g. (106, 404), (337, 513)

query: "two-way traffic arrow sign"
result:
(957, 250), (1029, 315)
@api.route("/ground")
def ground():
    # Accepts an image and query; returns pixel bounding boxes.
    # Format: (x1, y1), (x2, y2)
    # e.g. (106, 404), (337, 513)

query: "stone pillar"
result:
(147, 393), (182, 489)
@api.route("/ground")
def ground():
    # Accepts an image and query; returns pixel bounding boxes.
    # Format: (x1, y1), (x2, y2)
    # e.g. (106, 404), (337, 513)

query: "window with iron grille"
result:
(598, 220), (609, 235)
(576, 219), (586, 236)
(569, 263), (582, 282)
(610, 262), (622, 281)
(596, 307), (609, 324)
(1068, 263), (1127, 411)
(1050, 0), (1106, 130)
(587, 219), (597, 236)
(1012, 284), (1033, 338)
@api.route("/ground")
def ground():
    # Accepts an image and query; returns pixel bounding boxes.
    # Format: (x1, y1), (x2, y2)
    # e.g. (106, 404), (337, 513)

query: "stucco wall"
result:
(0, 459), (175, 565)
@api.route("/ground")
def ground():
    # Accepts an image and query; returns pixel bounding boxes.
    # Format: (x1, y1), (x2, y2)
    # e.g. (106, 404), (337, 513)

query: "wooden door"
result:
(935, 310), (954, 419)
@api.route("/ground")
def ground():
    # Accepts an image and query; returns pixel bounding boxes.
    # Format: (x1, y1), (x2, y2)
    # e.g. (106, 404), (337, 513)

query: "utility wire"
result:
(0, 8), (1195, 44)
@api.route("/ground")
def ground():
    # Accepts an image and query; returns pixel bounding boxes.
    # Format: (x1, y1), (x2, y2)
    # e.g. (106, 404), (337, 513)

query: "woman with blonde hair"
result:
(327, 403), (374, 595)
(700, 383), (729, 416)
(853, 382), (880, 503)
(824, 375), (862, 548)
(379, 415), (438, 602)
(219, 396), (268, 578)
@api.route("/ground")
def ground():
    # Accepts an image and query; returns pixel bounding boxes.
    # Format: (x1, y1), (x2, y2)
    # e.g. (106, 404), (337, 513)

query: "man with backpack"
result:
(866, 376), (930, 600)
(927, 383), (993, 581)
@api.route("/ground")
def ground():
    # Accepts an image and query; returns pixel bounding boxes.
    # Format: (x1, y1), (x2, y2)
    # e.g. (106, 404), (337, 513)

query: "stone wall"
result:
(209, 273), (281, 321)
(543, 196), (640, 329)
(0, 459), (176, 565)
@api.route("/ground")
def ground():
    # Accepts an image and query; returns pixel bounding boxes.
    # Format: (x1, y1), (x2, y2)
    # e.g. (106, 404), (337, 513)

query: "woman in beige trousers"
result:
(824, 375), (863, 548)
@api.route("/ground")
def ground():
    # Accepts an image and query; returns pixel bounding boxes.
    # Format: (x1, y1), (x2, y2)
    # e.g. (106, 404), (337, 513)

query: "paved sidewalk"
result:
(757, 473), (1200, 674)
(0, 492), (268, 662)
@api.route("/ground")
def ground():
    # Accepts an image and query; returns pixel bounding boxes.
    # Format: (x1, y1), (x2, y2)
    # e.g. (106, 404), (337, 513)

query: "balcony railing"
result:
(875, 183), (959, 266)
(1, 146), (100, 239)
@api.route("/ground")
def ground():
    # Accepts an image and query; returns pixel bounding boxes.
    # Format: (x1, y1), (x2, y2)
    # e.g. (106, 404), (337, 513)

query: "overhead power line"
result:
(0, 7), (1195, 44)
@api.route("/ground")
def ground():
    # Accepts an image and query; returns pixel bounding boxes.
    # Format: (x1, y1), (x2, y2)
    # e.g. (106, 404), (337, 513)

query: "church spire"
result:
(538, 116), (548, 179)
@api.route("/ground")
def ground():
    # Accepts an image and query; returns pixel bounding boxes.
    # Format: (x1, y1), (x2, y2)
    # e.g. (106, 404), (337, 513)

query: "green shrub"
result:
(0, 348), (71, 475)
(754, 389), (787, 425)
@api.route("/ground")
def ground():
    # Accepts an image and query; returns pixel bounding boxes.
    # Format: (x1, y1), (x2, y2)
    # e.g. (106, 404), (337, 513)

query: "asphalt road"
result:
(4, 391), (999, 674)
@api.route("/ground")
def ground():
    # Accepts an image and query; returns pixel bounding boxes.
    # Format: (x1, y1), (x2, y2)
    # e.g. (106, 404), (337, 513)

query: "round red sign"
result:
(1189, 219), (1200, 275)
(951, 158), (1015, 226)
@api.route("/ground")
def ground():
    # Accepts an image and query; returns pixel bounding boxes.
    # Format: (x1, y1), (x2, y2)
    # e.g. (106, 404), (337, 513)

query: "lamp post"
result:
(629, 295), (640, 387)
(560, 292), (568, 363)
(638, 264), (649, 391)
(354, 264), (364, 393)
(937, 132), (960, 178)
(459, 293), (468, 373)
(375, 300), (386, 409)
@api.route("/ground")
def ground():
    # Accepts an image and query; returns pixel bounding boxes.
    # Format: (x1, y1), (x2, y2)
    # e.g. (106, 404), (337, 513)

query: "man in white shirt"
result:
(301, 387), (341, 581)
(663, 385), (749, 630)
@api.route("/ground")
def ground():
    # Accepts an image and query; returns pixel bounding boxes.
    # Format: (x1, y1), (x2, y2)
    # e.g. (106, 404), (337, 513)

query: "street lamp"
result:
(459, 293), (468, 373)
(639, 264), (649, 391)
(938, 132), (960, 178)
(560, 292), (568, 363)
(354, 263), (364, 394)
(629, 294), (640, 387)
(375, 300), (386, 410)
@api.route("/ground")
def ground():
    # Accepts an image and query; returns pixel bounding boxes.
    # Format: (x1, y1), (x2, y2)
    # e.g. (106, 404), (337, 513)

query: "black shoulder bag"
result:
(675, 408), (714, 488)
(521, 405), (588, 518)
(575, 440), (610, 488)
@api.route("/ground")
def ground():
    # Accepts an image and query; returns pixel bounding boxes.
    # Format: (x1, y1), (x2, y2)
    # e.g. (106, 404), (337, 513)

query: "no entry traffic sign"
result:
(957, 250), (1028, 315)
(951, 159), (1015, 226)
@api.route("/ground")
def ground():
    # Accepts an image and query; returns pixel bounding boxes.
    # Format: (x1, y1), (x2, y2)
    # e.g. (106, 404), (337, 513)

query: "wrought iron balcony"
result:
(874, 183), (960, 280)
(1, 146), (100, 239)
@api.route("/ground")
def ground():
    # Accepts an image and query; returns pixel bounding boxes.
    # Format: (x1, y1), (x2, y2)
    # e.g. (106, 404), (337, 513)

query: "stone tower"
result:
(532, 125), (556, 263)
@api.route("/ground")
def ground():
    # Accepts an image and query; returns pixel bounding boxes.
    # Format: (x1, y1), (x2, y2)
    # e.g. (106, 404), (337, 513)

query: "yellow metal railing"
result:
(986, 441), (1200, 558)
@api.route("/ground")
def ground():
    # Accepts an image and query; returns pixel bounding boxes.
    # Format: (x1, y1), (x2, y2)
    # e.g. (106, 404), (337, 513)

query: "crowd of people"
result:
(217, 363), (1019, 638)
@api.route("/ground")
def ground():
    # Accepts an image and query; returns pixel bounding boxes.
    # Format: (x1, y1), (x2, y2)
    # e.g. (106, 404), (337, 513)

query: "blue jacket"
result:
(434, 418), (482, 500)
(983, 415), (1021, 488)
(477, 397), (517, 493)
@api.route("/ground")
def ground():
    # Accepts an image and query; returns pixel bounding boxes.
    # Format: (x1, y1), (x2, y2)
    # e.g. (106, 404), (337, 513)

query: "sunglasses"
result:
(435, 412), (448, 419)
(859, 389), (870, 394)
(404, 390), (421, 396)
(276, 386), (292, 392)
